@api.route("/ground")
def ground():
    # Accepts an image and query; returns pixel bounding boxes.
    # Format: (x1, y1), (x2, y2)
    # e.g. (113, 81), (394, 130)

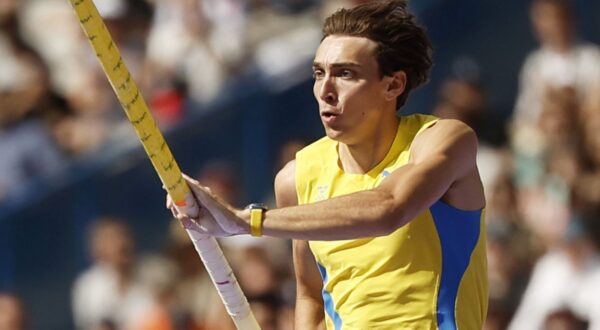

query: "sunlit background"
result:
(1, 0), (600, 329)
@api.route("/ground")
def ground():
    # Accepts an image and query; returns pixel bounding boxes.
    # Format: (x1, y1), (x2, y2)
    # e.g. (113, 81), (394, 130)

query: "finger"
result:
(187, 205), (202, 220)
(172, 201), (202, 219)
(179, 216), (197, 231)
(166, 194), (173, 209)
(182, 173), (200, 185)
(180, 216), (209, 235)
(189, 183), (216, 207)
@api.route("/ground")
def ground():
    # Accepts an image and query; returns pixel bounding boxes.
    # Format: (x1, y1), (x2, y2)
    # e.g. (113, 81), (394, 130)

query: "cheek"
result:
(342, 83), (384, 109)
(313, 81), (321, 98)
(339, 89), (365, 115)
(340, 81), (371, 101)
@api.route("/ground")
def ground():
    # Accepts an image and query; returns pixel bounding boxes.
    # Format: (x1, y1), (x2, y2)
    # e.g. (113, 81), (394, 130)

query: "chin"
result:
(323, 126), (344, 141)
(325, 128), (357, 145)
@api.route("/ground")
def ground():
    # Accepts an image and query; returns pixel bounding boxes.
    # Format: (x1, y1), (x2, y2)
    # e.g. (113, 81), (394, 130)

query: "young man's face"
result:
(312, 35), (393, 144)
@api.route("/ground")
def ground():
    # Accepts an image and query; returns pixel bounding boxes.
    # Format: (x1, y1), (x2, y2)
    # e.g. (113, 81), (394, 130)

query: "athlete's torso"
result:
(295, 114), (488, 330)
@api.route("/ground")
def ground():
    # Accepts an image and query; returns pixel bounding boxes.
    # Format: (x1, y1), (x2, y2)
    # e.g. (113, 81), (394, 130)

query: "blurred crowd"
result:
(0, 0), (350, 203)
(70, 146), (302, 330)
(2, 0), (600, 329)
(433, 0), (600, 329)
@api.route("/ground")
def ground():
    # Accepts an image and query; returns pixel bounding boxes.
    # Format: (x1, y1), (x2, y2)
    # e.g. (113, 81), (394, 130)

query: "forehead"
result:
(314, 35), (379, 66)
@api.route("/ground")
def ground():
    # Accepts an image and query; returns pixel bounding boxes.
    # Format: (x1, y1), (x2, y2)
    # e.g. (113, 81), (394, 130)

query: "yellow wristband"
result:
(250, 208), (264, 237)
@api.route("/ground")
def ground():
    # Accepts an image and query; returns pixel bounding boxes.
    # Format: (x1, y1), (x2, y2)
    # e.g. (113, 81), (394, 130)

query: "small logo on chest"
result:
(315, 185), (328, 201)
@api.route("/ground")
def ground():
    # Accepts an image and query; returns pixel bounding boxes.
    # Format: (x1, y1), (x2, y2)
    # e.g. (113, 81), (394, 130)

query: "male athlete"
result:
(169, 1), (488, 329)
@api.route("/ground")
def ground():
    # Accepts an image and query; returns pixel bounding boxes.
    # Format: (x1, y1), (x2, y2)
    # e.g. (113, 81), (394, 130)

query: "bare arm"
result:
(275, 161), (326, 329)
(258, 120), (484, 240)
(173, 120), (484, 241)
(293, 240), (326, 330)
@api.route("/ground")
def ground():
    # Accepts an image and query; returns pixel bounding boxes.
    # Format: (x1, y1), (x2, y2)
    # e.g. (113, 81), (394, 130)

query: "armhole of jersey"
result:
(294, 150), (307, 205)
(407, 116), (440, 160)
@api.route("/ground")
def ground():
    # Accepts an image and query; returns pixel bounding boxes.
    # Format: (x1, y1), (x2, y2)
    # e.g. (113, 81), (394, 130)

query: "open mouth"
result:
(321, 111), (339, 118)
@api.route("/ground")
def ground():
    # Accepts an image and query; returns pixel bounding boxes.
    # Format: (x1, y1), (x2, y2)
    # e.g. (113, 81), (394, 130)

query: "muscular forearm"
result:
(239, 188), (401, 240)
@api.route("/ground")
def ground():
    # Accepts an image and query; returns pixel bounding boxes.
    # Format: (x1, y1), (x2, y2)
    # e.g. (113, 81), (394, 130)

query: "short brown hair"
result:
(323, 0), (433, 108)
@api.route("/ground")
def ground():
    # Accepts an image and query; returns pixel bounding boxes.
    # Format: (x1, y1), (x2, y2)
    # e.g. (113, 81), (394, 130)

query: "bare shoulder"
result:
(417, 119), (477, 144)
(274, 160), (298, 208)
(412, 119), (484, 209)
(410, 119), (478, 163)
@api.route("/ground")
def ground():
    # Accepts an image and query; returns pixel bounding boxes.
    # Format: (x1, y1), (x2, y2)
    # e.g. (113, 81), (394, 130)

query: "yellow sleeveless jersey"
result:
(295, 114), (488, 330)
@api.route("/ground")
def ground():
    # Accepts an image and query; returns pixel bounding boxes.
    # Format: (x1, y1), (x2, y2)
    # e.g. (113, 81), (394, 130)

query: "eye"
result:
(312, 69), (325, 80)
(340, 69), (354, 79)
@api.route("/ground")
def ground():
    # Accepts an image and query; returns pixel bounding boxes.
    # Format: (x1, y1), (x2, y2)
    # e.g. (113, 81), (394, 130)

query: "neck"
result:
(338, 114), (400, 174)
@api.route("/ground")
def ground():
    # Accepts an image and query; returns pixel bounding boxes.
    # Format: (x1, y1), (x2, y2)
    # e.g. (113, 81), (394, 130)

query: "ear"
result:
(383, 70), (407, 102)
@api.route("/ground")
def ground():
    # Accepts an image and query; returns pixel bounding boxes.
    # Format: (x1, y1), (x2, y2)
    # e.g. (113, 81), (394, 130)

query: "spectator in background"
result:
(160, 165), (244, 330)
(196, 161), (242, 207)
(145, 0), (247, 106)
(431, 67), (506, 198)
(513, 0), (600, 127)
(432, 57), (508, 147)
(432, 65), (535, 330)
(72, 217), (153, 330)
(0, 97), (65, 202)
(262, 139), (307, 209)
(17, 0), (91, 98)
(513, 87), (581, 250)
(199, 244), (286, 330)
(53, 70), (124, 155)
(15, 0), (146, 155)
(159, 219), (214, 329)
(0, 7), (66, 201)
(543, 310), (588, 330)
(235, 246), (293, 330)
(135, 254), (181, 330)
(1, 0), (109, 160)
(0, 293), (26, 330)
(248, 0), (322, 90)
(574, 87), (600, 208)
(508, 208), (600, 330)
(233, 246), (280, 300)
(189, 161), (295, 330)
(485, 169), (534, 323)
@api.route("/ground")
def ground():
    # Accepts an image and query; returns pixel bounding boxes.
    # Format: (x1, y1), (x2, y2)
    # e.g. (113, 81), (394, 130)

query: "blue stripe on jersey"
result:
(430, 200), (482, 330)
(317, 262), (343, 330)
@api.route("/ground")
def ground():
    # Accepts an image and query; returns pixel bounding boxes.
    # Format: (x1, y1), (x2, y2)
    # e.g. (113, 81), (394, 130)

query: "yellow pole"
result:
(67, 1), (260, 328)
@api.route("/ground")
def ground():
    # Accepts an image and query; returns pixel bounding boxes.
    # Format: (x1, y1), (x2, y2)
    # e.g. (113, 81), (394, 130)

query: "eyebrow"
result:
(312, 62), (363, 69)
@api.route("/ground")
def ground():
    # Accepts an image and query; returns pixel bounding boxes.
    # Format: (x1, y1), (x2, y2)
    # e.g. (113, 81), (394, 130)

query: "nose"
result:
(318, 76), (338, 105)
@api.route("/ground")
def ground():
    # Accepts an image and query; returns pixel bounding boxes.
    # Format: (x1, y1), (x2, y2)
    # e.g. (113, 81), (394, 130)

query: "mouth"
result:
(320, 110), (340, 119)
(320, 110), (341, 126)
